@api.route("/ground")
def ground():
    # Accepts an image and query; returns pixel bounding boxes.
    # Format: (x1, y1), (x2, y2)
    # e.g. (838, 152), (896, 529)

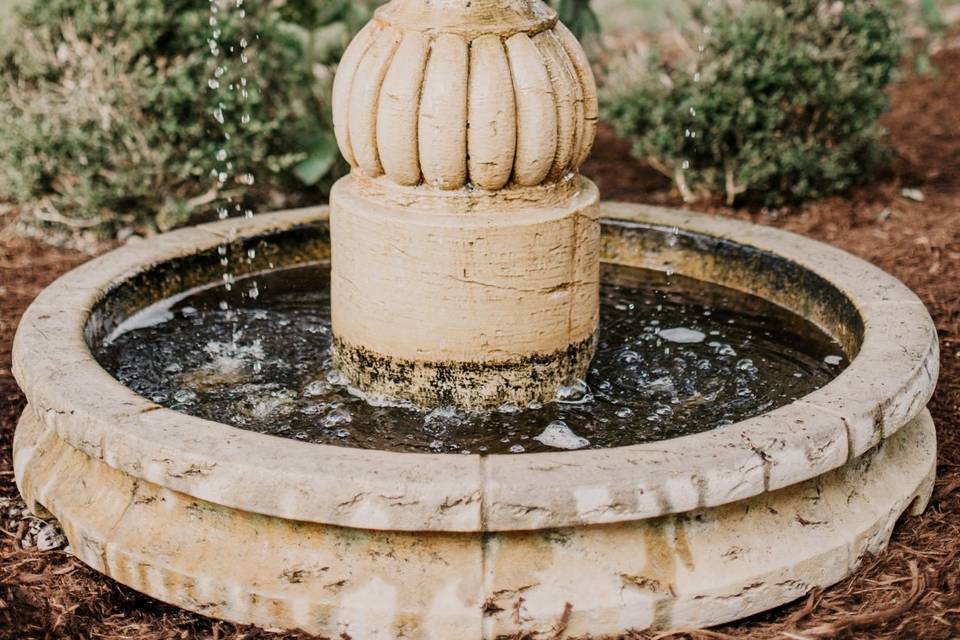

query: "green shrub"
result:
(0, 0), (368, 242)
(600, 0), (903, 206)
(549, 0), (601, 39)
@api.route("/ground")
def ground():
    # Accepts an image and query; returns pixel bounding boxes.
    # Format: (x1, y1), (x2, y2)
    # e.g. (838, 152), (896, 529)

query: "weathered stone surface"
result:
(329, 0), (601, 409)
(14, 407), (936, 638)
(11, 205), (940, 531)
(330, 176), (600, 409)
(11, 203), (940, 636)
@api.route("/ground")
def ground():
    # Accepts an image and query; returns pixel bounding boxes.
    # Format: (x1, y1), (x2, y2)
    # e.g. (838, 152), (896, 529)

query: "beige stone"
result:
(12, 206), (939, 533)
(14, 403), (936, 638)
(9, 201), (940, 639)
(328, 0), (602, 408)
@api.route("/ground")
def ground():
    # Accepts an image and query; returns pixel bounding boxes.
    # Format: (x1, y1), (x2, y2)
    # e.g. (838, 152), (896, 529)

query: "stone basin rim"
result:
(12, 203), (939, 532)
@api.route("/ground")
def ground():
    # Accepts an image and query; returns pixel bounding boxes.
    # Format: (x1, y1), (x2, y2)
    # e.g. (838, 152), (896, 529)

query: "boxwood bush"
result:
(601, 0), (903, 206)
(0, 0), (370, 242)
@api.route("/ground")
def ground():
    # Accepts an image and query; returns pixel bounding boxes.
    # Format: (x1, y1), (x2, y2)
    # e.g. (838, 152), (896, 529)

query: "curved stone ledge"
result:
(11, 204), (939, 532)
(14, 406), (936, 637)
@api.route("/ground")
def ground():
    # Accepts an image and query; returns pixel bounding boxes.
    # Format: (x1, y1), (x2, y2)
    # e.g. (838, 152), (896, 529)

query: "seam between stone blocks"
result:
(479, 453), (494, 640)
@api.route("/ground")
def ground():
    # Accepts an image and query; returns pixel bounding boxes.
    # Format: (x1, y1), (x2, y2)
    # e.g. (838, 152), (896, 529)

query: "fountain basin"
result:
(12, 203), (938, 638)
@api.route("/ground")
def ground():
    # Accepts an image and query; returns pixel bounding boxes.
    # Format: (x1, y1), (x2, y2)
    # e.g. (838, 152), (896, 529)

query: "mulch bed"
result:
(1, 48), (958, 640)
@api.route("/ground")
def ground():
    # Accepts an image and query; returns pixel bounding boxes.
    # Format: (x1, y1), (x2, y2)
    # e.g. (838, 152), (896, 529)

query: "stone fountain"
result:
(13, 1), (938, 638)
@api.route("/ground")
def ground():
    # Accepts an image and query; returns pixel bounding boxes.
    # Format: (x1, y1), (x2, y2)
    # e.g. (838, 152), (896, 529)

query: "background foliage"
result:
(1, 0), (956, 242)
(600, 0), (904, 206)
(0, 0), (370, 242)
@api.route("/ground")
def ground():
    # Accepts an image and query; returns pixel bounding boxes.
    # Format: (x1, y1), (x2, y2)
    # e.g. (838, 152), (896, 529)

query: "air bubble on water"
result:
(325, 369), (348, 386)
(555, 379), (592, 404)
(717, 344), (737, 357)
(247, 283), (259, 300)
(424, 406), (462, 433)
(173, 389), (197, 404)
(737, 358), (759, 375)
(335, 428), (350, 438)
(497, 403), (521, 414)
(208, 78), (220, 90)
(616, 407), (634, 419)
(534, 421), (590, 450)
(303, 380), (330, 397)
(647, 376), (675, 392)
(824, 355), (843, 366)
(322, 407), (352, 428)
(509, 444), (526, 454)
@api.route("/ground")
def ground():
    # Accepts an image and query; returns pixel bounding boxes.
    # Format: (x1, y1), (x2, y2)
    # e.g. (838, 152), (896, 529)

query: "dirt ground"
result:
(1, 47), (959, 640)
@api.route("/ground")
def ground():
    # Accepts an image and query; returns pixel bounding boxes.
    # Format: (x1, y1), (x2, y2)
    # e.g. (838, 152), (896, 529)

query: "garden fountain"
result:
(12, 1), (939, 637)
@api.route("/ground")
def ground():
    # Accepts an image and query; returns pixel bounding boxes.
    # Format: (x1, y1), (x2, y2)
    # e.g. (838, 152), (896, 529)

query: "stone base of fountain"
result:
(13, 204), (939, 638)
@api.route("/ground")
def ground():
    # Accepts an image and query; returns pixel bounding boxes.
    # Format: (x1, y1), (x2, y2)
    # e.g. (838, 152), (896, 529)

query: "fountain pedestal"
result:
(329, 0), (601, 408)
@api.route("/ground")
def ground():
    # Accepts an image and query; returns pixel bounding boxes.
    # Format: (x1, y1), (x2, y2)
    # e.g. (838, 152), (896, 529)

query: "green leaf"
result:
(294, 135), (338, 185)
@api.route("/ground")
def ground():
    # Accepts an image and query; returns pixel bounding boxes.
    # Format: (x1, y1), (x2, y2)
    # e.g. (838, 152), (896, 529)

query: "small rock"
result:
(35, 522), (67, 551)
(534, 421), (590, 450)
(901, 188), (925, 202)
(659, 328), (707, 344)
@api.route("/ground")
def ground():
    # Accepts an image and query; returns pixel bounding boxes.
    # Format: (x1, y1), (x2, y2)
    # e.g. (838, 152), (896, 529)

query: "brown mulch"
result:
(1, 50), (959, 640)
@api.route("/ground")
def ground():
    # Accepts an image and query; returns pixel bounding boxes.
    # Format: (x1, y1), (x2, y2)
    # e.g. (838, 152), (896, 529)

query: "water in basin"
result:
(94, 263), (848, 454)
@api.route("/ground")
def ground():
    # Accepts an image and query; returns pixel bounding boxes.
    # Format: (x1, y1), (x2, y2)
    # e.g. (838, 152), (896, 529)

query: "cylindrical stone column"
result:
(330, 0), (600, 410)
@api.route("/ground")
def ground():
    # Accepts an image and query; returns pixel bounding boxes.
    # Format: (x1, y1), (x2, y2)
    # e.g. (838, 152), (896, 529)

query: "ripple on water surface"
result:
(94, 263), (849, 454)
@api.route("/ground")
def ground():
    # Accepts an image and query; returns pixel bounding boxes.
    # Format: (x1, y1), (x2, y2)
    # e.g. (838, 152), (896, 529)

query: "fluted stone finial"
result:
(332, 1), (598, 191)
(329, 0), (601, 410)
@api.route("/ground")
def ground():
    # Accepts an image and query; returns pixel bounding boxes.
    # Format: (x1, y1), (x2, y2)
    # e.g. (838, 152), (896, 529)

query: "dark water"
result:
(94, 263), (849, 454)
